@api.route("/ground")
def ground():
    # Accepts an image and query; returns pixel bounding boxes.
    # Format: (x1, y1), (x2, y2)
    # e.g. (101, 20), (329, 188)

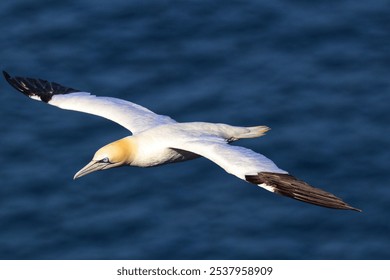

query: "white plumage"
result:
(49, 92), (176, 133)
(3, 71), (360, 211)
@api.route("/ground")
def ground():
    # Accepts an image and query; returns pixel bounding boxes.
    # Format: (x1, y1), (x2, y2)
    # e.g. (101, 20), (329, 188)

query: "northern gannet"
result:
(3, 71), (361, 211)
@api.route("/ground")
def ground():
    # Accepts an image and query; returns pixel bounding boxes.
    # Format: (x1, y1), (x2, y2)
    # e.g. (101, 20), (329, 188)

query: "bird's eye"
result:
(100, 157), (109, 163)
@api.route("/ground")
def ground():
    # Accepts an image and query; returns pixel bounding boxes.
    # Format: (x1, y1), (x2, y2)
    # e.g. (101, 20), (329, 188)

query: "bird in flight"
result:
(3, 71), (360, 211)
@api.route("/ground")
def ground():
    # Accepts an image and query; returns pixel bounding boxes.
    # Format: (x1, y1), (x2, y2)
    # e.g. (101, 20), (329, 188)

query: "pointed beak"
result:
(73, 160), (109, 179)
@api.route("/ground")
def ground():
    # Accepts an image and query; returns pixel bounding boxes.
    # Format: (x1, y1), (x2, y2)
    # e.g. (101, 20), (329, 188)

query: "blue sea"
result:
(0, 0), (389, 259)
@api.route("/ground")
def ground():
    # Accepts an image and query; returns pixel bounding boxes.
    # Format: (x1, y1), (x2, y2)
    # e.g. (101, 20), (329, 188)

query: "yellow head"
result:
(74, 137), (136, 179)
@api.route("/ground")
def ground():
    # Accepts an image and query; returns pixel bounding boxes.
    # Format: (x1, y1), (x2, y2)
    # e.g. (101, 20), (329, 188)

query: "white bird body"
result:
(3, 71), (360, 211)
(130, 122), (285, 175)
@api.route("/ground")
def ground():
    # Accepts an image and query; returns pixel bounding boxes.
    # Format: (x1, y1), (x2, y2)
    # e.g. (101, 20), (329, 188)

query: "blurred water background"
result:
(0, 0), (389, 259)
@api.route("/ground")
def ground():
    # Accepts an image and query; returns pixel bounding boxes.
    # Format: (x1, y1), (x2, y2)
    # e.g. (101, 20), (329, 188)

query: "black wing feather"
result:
(246, 172), (361, 211)
(3, 71), (79, 103)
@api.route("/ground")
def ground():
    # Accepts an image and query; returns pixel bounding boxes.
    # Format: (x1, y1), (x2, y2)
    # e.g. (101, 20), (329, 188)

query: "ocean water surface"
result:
(0, 0), (389, 259)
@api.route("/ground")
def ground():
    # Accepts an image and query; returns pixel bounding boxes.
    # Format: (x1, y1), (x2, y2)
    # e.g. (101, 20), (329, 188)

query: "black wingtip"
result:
(3, 71), (80, 103)
(3, 70), (32, 98)
(3, 70), (10, 80)
(3, 71), (16, 91)
(246, 172), (361, 212)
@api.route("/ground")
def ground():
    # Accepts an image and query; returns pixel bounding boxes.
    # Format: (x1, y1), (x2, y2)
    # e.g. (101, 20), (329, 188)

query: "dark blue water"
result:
(1, 0), (389, 259)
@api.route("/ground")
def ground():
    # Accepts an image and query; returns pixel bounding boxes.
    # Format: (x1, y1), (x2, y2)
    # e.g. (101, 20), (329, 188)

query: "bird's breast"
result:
(131, 146), (198, 167)
(129, 134), (198, 167)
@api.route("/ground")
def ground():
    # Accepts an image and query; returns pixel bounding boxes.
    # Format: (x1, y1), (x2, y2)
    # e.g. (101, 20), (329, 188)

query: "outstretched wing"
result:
(170, 140), (360, 211)
(3, 71), (175, 134)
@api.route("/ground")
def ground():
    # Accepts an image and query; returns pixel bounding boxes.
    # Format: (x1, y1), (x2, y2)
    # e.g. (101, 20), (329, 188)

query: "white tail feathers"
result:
(189, 123), (270, 142)
(244, 126), (270, 138)
(227, 125), (270, 142)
